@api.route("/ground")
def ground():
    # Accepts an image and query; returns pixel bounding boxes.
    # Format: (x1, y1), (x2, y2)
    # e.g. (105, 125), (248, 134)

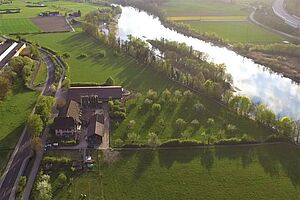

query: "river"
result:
(116, 6), (300, 120)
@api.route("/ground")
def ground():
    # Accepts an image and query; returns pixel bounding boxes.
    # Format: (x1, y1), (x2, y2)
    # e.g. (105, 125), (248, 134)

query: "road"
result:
(249, 9), (300, 41)
(0, 49), (56, 200)
(272, 0), (300, 28)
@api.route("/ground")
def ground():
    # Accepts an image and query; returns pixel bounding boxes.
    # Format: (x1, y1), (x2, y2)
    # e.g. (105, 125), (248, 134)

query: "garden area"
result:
(40, 144), (300, 200)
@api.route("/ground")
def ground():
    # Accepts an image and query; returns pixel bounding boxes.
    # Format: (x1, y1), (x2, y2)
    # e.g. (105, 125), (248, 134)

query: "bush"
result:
(99, 50), (106, 58)
(43, 156), (71, 165)
(62, 52), (70, 59)
(77, 53), (87, 59)
(114, 138), (124, 147)
(160, 139), (204, 147)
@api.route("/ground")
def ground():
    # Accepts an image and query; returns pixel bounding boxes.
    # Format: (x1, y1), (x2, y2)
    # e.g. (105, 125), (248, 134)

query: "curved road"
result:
(272, 0), (300, 28)
(0, 50), (56, 200)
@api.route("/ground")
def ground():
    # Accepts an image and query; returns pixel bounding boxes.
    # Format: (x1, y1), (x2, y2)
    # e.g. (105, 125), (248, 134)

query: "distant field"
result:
(187, 21), (284, 43)
(286, 0), (300, 17)
(51, 144), (300, 199)
(161, 0), (248, 16)
(0, 0), (99, 19)
(167, 16), (247, 21)
(0, 18), (40, 34)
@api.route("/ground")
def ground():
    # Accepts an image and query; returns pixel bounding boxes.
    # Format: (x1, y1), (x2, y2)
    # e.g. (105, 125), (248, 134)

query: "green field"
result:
(33, 61), (47, 86)
(0, 18), (40, 34)
(25, 32), (175, 92)
(0, 0), (100, 19)
(50, 144), (300, 199)
(187, 21), (284, 44)
(161, 0), (248, 17)
(0, 82), (38, 173)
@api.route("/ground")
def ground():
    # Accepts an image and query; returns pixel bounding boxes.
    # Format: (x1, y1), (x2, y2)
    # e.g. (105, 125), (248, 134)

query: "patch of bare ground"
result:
(247, 51), (300, 82)
(31, 16), (72, 32)
(102, 150), (120, 164)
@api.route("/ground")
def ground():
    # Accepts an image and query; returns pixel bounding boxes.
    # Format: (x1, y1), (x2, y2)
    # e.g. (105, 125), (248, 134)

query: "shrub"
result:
(62, 52), (70, 59)
(114, 138), (124, 147)
(99, 50), (106, 58)
(77, 53), (87, 59)
(161, 139), (204, 147)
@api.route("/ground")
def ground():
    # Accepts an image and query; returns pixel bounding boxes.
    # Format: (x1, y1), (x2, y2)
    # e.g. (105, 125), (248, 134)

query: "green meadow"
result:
(50, 144), (300, 200)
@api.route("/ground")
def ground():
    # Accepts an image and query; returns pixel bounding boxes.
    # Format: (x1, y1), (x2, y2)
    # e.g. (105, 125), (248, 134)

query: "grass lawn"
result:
(50, 144), (300, 199)
(187, 21), (284, 44)
(0, 18), (40, 34)
(33, 61), (47, 87)
(0, 81), (38, 174)
(25, 32), (175, 92)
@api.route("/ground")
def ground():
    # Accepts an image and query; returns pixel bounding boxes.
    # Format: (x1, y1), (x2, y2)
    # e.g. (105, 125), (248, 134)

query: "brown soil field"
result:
(31, 16), (73, 32)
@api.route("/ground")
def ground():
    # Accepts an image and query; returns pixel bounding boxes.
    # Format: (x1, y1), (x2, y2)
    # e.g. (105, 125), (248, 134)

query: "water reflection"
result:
(117, 6), (300, 119)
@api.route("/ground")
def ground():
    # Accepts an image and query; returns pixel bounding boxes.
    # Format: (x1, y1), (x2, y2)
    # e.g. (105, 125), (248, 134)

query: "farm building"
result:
(87, 114), (104, 145)
(0, 39), (26, 69)
(53, 86), (123, 143)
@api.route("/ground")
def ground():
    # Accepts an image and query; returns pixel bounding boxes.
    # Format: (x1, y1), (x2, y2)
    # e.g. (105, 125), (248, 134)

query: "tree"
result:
(57, 173), (67, 186)
(127, 132), (139, 143)
(146, 89), (158, 100)
(181, 129), (192, 139)
(175, 118), (187, 131)
(193, 102), (205, 113)
(191, 119), (200, 129)
(35, 174), (52, 200)
(105, 76), (115, 86)
(0, 76), (11, 100)
(16, 176), (27, 196)
(31, 137), (43, 153)
(148, 132), (160, 148)
(278, 117), (294, 137)
(27, 114), (43, 137)
(114, 138), (124, 147)
(161, 89), (171, 103)
(152, 103), (161, 114)
(35, 96), (54, 124)
(127, 120), (136, 130)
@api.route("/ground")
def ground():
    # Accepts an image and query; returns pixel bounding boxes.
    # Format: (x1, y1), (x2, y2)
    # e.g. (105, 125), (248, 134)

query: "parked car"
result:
(52, 143), (59, 147)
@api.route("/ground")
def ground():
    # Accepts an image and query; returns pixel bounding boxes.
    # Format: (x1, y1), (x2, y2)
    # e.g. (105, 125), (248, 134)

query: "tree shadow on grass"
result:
(132, 150), (155, 180)
(158, 149), (199, 169)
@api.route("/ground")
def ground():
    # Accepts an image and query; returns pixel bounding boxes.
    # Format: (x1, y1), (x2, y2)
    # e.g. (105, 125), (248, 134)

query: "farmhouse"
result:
(87, 114), (104, 145)
(0, 39), (26, 69)
(53, 86), (123, 143)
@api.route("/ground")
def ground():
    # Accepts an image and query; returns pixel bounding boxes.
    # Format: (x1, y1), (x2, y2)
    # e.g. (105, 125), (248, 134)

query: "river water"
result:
(116, 6), (300, 119)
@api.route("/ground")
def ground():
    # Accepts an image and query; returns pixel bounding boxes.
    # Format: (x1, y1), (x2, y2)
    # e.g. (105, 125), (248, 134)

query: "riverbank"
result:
(112, 1), (300, 84)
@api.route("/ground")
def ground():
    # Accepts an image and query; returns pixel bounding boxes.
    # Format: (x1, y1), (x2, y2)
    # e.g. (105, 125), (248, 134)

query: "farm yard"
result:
(31, 16), (73, 32)
(47, 144), (300, 200)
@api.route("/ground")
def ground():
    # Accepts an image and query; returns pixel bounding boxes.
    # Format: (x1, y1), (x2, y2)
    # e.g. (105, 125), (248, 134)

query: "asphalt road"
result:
(272, 0), (300, 28)
(0, 50), (56, 200)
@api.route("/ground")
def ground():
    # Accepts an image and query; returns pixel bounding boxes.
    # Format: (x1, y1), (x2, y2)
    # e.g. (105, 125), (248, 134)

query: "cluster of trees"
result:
(0, 56), (36, 100)
(225, 93), (295, 138)
(109, 100), (126, 120)
(234, 43), (300, 58)
(33, 173), (52, 200)
(27, 96), (54, 153)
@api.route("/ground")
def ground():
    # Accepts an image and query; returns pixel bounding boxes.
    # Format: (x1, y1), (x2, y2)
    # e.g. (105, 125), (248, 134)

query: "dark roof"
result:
(68, 86), (123, 103)
(59, 100), (81, 123)
(87, 114), (104, 137)
(53, 117), (75, 130)
(0, 41), (25, 69)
